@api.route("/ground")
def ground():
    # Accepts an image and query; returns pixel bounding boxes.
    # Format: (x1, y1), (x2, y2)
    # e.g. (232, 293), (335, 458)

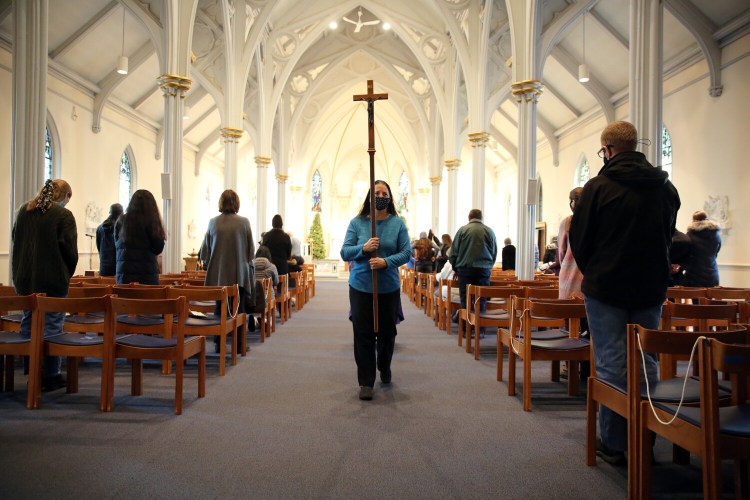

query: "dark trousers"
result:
(456, 267), (491, 313)
(349, 287), (400, 388)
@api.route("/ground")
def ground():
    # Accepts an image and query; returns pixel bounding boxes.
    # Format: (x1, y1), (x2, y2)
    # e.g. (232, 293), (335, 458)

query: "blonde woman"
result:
(12, 179), (78, 391)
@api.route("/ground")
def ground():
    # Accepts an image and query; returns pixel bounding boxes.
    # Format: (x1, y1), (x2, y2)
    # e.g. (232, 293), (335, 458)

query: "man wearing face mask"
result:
(12, 179), (78, 392)
(448, 209), (497, 334)
(569, 121), (680, 465)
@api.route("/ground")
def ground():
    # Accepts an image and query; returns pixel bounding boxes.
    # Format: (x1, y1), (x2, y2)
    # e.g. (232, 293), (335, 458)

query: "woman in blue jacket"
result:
(341, 180), (411, 401)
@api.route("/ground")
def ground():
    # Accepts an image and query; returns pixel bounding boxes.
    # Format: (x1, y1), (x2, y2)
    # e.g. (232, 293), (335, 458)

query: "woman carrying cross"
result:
(340, 180), (411, 401)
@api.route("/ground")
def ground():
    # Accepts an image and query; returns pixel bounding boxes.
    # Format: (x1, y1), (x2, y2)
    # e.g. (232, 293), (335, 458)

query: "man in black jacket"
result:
(96, 203), (123, 276)
(569, 121), (680, 465)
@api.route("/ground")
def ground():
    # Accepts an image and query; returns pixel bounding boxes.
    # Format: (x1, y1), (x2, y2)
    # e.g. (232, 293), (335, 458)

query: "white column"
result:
(469, 131), (490, 214)
(255, 156), (271, 234)
(629, 0), (663, 164)
(10, 0), (48, 219)
(158, 75), (191, 273)
(512, 81), (544, 280)
(221, 127), (243, 190)
(445, 159), (461, 235)
(276, 173), (288, 221)
(430, 176), (441, 235)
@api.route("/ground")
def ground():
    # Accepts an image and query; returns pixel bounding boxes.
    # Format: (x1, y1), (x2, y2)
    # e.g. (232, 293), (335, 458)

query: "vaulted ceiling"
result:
(1, 0), (748, 179)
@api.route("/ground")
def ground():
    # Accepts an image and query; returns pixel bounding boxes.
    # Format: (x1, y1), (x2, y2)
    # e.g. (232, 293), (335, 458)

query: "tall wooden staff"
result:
(353, 80), (388, 332)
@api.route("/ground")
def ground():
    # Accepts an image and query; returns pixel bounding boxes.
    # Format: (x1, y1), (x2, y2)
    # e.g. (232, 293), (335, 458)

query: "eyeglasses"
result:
(597, 145), (613, 158)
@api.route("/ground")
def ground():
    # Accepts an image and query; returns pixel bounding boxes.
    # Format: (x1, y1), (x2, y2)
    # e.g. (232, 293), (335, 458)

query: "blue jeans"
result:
(21, 309), (64, 378)
(584, 296), (661, 452)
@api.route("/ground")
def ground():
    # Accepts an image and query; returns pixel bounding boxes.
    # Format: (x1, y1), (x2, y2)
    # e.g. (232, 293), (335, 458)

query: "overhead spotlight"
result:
(329, 20), (338, 29)
(382, 22), (391, 31)
(117, 55), (129, 75)
(116, 8), (128, 75)
(578, 11), (589, 83)
(578, 64), (590, 83)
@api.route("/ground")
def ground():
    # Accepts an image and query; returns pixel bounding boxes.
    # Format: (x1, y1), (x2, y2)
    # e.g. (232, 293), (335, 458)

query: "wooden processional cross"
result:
(353, 80), (388, 332)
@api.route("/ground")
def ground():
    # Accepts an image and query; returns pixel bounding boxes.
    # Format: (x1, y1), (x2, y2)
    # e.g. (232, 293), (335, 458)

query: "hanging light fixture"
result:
(116, 8), (129, 75)
(578, 11), (589, 83)
(183, 103), (190, 120)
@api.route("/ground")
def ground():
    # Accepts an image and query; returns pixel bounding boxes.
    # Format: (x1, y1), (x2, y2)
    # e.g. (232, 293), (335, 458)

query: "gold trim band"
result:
(255, 156), (272, 167)
(429, 176), (442, 184)
(444, 159), (461, 170)
(157, 74), (192, 96)
(276, 174), (289, 182)
(220, 127), (244, 143)
(510, 79), (544, 103)
(468, 131), (490, 148)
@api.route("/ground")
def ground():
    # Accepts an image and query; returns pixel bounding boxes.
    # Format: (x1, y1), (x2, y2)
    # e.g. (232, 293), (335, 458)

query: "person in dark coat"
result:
(12, 179), (77, 391)
(95, 203), (123, 276)
(569, 120), (680, 465)
(501, 238), (516, 271)
(262, 214), (292, 282)
(668, 229), (691, 287)
(115, 189), (166, 285)
(683, 210), (721, 287)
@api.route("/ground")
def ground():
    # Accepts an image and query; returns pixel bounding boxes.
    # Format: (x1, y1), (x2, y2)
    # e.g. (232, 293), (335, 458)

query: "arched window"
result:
(45, 111), (62, 179)
(44, 127), (53, 180)
(397, 171), (409, 214)
(661, 125), (672, 179)
(119, 149), (134, 206)
(311, 169), (322, 212)
(574, 154), (590, 187)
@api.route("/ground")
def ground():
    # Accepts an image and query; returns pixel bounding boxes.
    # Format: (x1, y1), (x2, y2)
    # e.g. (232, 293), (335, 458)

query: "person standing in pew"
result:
(569, 120), (680, 465)
(12, 179), (77, 392)
(95, 203), (122, 277)
(341, 180), (411, 401)
(115, 189), (166, 285)
(200, 189), (255, 349)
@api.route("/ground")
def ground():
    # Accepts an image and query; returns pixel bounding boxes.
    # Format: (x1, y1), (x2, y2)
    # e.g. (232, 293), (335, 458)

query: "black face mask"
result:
(602, 156), (610, 167)
(374, 197), (390, 211)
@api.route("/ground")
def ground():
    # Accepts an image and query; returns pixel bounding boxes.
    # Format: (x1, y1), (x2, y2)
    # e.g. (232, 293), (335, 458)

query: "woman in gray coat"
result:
(200, 190), (255, 348)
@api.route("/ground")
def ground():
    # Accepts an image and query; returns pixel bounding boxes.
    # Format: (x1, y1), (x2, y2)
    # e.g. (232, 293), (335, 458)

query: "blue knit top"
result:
(340, 214), (411, 294)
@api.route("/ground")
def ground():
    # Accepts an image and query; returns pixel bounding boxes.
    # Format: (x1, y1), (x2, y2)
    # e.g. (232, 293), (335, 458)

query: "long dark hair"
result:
(119, 189), (166, 243)
(357, 180), (397, 217)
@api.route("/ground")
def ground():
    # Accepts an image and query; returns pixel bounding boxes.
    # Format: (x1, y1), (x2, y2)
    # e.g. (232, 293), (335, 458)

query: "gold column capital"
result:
(157, 74), (192, 97)
(510, 79), (544, 103)
(220, 127), (243, 143)
(429, 176), (442, 185)
(276, 174), (289, 182)
(468, 131), (490, 148)
(254, 156), (272, 167)
(444, 159), (462, 171)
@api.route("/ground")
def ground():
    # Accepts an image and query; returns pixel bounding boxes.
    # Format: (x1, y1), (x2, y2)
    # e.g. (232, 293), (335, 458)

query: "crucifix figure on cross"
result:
(353, 80), (388, 332)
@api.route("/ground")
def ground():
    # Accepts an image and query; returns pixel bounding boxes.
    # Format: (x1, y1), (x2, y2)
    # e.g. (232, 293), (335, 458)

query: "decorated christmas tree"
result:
(308, 213), (326, 260)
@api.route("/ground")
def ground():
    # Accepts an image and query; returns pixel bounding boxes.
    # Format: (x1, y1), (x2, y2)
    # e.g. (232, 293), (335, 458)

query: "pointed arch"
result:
(661, 125), (673, 180)
(574, 153), (591, 187)
(45, 110), (62, 179)
(311, 169), (322, 212)
(119, 145), (137, 206)
(397, 170), (410, 215)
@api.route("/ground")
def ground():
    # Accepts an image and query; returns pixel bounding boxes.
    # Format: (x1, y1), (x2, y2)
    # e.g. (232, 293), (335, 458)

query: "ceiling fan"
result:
(342, 9), (380, 33)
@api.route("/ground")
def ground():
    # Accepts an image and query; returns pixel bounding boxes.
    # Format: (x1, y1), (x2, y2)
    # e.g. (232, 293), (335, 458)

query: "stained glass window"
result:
(119, 150), (132, 207)
(661, 125), (672, 179)
(311, 169), (322, 212)
(575, 155), (590, 187)
(397, 171), (409, 213)
(44, 127), (53, 180)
